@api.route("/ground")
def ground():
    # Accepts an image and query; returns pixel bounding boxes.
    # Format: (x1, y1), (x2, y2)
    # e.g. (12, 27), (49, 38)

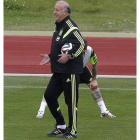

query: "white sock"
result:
(57, 125), (66, 129)
(39, 101), (47, 112)
(97, 100), (107, 113)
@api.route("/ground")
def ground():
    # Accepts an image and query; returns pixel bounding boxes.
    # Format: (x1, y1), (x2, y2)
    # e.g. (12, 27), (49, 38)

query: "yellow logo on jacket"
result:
(56, 36), (60, 41)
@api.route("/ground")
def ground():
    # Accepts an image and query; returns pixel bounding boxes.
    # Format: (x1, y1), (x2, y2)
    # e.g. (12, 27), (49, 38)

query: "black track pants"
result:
(44, 73), (80, 134)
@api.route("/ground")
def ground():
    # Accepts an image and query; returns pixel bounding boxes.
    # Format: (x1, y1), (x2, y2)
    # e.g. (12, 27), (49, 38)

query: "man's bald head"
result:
(56, 1), (71, 14)
(53, 1), (71, 22)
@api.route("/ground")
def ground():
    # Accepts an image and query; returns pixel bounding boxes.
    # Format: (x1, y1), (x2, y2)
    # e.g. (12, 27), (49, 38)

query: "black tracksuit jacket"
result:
(49, 16), (85, 74)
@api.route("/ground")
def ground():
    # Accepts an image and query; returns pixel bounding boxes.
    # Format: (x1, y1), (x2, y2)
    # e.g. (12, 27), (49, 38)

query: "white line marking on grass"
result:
(4, 86), (136, 90)
(80, 87), (136, 90)
(4, 73), (136, 78)
(4, 86), (46, 89)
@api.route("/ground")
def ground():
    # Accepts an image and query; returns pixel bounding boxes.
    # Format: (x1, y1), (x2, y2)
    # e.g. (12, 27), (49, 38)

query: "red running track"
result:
(4, 36), (136, 75)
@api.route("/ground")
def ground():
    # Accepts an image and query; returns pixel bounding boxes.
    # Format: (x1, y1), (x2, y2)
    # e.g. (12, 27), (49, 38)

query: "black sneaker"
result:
(59, 133), (77, 138)
(47, 128), (66, 137)
(59, 128), (77, 138)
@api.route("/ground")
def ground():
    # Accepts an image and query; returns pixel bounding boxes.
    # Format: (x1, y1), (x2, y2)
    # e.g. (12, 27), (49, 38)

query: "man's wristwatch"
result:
(67, 54), (72, 59)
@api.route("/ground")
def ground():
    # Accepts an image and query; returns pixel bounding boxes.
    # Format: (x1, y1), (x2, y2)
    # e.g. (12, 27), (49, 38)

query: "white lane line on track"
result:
(4, 86), (136, 90)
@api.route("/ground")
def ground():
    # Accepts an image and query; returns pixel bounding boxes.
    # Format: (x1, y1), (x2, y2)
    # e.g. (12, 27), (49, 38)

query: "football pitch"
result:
(4, 76), (136, 140)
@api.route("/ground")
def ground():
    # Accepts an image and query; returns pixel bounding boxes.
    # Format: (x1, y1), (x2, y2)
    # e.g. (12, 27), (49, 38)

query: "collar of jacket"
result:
(55, 15), (70, 30)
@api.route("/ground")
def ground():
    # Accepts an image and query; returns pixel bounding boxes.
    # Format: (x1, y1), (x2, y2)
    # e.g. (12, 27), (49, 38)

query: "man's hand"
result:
(40, 54), (50, 65)
(57, 54), (69, 64)
(89, 79), (98, 89)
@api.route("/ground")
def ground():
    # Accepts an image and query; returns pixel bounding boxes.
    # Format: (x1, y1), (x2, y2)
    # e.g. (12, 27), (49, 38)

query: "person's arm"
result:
(57, 53), (69, 64)
(89, 63), (98, 89)
(40, 54), (50, 65)
(92, 63), (98, 80)
(58, 28), (85, 64)
(89, 50), (98, 89)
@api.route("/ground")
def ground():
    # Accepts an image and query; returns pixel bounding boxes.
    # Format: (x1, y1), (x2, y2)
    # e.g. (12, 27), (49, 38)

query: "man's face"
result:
(53, 3), (66, 23)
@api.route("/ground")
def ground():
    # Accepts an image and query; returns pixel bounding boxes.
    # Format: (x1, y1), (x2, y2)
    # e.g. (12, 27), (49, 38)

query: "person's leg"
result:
(60, 74), (79, 138)
(44, 73), (65, 125)
(44, 74), (65, 125)
(36, 95), (47, 118)
(89, 85), (116, 117)
(80, 66), (116, 117)
(45, 74), (67, 137)
(88, 86), (107, 112)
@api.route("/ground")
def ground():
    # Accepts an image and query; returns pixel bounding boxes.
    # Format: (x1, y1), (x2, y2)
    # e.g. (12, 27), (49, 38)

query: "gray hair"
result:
(63, 6), (71, 15)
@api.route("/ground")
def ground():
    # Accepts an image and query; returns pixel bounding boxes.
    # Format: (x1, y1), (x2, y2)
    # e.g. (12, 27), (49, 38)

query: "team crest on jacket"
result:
(59, 28), (63, 36)
(56, 29), (63, 41)
(56, 36), (60, 41)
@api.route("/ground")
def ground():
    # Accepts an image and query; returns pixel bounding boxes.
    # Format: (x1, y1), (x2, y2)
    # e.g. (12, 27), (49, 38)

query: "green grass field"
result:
(3, 0), (137, 139)
(4, 76), (136, 140)
(4, 0), (136, 32)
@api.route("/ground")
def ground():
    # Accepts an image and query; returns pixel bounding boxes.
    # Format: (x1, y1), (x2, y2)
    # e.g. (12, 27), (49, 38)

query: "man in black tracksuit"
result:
(42, 1), (85, 138)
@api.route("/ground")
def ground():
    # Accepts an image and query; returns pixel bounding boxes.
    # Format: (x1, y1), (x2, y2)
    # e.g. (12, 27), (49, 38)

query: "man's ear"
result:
(63, 9), (67, 16)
